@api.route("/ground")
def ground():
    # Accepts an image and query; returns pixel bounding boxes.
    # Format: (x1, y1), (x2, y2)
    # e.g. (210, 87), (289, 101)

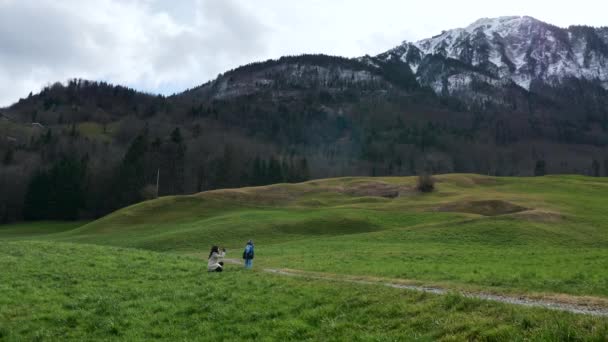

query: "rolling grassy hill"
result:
(2, 174), (608, 340)
(6, 174), (607, 296)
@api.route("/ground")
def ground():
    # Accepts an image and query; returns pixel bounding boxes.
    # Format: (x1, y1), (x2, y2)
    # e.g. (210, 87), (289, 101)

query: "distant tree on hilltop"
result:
(416, 174), (435, 193)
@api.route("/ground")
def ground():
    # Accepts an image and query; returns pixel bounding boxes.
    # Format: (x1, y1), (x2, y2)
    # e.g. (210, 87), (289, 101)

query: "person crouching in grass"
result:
(208, 246), (226, 272)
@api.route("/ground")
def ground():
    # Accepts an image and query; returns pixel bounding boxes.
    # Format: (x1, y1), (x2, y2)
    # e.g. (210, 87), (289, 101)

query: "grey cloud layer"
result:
(0, 0), (270, 105)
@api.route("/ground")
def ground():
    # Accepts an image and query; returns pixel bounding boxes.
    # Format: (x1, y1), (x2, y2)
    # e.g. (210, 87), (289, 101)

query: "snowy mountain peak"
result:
(380, 16), (608, 96)
(413, 16), (553, 66)
(464, 16), (535, 33)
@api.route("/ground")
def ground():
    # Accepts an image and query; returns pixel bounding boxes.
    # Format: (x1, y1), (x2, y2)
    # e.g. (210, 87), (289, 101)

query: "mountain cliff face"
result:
(377, 16), (608, 98)
(188, 59), (382, 101)
(180, 55), (418, 104)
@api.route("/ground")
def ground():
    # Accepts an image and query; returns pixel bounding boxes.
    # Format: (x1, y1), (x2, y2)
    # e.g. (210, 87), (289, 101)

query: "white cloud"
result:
(0, 0), (606, 106)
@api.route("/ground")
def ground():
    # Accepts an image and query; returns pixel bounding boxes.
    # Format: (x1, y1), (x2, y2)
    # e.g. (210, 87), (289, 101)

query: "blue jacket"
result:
(243, 244), (254, 259)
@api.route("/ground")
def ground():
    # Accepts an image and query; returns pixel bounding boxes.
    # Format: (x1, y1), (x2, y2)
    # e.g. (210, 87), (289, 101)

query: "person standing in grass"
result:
(243, 240), (254, 269)
(208, 246), (225, 272)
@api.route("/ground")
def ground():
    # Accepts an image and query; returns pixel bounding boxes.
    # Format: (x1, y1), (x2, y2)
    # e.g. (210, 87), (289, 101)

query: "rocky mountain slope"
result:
(376, 16), (608, 99)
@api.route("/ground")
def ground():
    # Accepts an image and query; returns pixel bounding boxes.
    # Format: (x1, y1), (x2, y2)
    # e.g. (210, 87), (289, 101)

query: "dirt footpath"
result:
(223, 258), (608, 317)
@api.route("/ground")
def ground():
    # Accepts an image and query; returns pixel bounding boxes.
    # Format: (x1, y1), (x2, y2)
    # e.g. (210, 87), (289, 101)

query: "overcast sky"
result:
(1, 0), (606, 106)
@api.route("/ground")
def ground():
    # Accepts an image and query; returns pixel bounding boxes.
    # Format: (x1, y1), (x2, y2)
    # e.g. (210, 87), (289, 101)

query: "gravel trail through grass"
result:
(224, 259), (608, 317)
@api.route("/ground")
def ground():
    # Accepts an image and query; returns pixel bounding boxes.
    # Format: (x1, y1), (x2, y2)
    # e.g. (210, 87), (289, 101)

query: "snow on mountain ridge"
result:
(385, 16), (608, 94)
(414, 16), (537, 63)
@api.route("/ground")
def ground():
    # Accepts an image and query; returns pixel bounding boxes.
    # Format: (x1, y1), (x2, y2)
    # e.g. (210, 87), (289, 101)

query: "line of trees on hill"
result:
(24, 157), (87, 220)
(16, 126), (310, 221)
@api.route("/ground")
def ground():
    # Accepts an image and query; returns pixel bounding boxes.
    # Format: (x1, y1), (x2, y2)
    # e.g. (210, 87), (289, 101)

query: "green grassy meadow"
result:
(2, 174), (608, 340)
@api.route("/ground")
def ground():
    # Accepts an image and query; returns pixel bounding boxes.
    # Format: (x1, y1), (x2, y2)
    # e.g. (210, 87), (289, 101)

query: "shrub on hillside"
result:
(140, 185), (158, 200)
(416, 174), (435, 193)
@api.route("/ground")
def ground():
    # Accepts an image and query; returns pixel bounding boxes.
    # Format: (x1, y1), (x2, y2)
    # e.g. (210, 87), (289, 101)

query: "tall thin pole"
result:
(156, 168), (160, 198)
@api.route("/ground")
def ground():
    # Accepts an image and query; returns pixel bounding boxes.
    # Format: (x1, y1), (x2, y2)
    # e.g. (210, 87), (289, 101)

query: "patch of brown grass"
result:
(344, 182), (407, 198)
(437, 200), (528, 216)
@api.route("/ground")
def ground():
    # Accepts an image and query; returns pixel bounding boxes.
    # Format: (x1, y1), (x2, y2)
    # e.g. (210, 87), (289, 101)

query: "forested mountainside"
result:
(2, 16), (608, 222)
